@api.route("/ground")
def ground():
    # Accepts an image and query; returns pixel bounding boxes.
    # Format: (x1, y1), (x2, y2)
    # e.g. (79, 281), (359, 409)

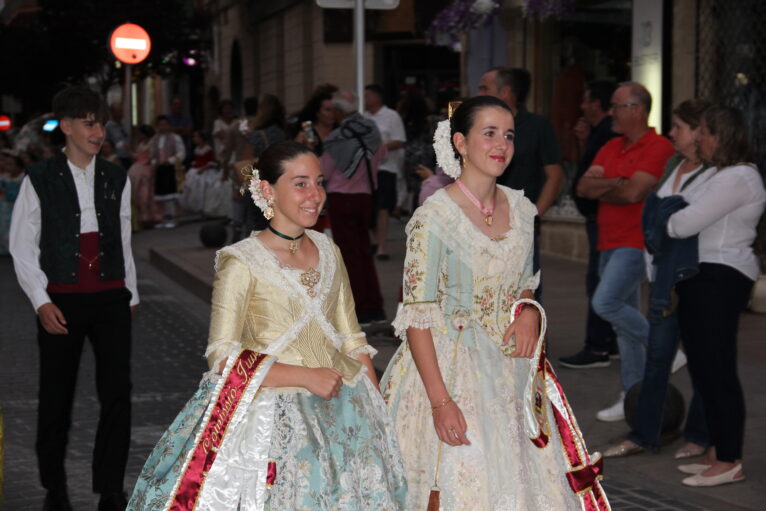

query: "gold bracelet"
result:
(431, 397), (453, 412)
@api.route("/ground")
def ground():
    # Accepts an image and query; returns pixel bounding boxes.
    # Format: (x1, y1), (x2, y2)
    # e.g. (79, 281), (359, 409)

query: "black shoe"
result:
(98, 492), (128, 511)
(607, 341), (620, 360)
(42, 487), (73, 511)
(559, 348), (611, 369)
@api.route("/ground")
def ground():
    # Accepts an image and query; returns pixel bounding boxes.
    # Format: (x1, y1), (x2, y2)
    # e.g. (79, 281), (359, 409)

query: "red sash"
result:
(546, 359), (610, 511)
(169, 350), (269, 511)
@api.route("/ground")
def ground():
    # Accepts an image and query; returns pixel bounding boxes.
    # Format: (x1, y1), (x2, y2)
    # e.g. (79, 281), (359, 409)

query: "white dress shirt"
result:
(667, 163), (766, 281)
(364, 105), (406, 176)
(9, 156), (139, 310)
(150, 132), (186, 166)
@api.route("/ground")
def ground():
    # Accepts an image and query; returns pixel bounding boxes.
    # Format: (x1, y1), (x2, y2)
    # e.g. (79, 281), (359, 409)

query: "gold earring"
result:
(264, 198), (274, 220)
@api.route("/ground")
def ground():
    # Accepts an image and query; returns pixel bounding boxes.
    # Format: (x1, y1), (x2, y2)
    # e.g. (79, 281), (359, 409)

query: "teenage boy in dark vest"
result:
(9, 86), (138, 511)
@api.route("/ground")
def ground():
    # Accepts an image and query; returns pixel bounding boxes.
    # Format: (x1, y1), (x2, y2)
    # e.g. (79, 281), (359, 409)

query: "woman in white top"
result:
(668, 105), (766, 487)
(604, 99), (714, 460)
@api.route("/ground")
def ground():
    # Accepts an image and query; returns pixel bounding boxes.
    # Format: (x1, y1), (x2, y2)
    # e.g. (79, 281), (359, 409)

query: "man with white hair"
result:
(320, 90), (388, 325)
(577, 81), (674, 423)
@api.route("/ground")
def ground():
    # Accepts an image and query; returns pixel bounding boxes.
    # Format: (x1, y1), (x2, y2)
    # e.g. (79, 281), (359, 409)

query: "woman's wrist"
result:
(426, 386), (451, 406)
(519, 305), (540, 319)
(430, 396), (452, 409)
(515, 302), (540, 321)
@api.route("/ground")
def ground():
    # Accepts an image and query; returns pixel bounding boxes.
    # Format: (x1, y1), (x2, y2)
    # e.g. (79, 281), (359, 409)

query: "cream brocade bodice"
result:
(205, 231), (370, 381)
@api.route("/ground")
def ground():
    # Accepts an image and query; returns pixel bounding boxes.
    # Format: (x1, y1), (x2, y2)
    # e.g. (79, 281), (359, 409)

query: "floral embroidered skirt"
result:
(128, 373), (407, 511)
(382, 327), (607, 511)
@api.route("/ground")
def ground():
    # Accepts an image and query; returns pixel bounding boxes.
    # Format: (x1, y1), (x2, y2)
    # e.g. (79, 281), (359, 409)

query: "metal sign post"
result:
(316, 0), (399, 111)
(109, 23), (151, 133)
(354, 0), (364, 111)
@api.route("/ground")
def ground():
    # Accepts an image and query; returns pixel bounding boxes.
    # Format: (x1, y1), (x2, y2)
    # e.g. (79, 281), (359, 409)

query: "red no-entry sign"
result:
(0, 115), (11, 131)
(110, 23), (151, 64)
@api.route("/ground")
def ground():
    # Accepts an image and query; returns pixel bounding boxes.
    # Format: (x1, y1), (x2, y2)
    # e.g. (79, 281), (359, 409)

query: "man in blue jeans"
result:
(577, 82), (674, 421)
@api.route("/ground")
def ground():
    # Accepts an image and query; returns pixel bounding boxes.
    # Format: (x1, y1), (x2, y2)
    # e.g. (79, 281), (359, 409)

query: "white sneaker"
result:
(596, 392), (625, 422)
(672, 350), (687, 374)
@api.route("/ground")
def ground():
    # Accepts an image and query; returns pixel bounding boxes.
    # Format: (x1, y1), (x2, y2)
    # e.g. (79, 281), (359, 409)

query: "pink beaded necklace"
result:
(456, 178), (495, 226)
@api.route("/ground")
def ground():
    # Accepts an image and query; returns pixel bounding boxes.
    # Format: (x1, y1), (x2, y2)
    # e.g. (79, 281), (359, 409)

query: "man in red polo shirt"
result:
(577, 82), (674, 422)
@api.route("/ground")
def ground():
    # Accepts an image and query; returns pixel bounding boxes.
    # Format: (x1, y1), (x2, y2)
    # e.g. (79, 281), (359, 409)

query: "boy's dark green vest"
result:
(26, 153), (127, 284)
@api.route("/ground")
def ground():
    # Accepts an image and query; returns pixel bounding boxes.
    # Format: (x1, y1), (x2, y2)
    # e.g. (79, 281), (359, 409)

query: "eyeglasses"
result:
(610, 102), (638, 110)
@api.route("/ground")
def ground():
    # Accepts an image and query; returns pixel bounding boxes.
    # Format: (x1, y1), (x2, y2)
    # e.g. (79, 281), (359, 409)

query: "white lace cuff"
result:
(392, 302), (446, 341)
(347, 344), (378, 360)
(521, 270), (541, 292)
(204, 338), (241, 371)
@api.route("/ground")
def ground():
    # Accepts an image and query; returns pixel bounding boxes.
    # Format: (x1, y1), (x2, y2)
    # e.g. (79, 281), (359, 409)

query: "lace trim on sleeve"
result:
(347, 344), (378, 360)
(204, 338), (242, 371)
(391, 302), (445, 341)
(521, 270), (541, 292)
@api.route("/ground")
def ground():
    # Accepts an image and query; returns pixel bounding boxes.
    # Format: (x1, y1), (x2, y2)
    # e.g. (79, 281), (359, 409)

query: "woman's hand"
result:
(502, 307), (540, 358)
(303, 367), (345, 400)
(432, 400), (471, 446)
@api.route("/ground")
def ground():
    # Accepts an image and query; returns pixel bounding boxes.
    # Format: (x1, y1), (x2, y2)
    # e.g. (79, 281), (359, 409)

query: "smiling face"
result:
(60, 113), (105, 164)
(262, 153), (326, 232)
(454, 106), (515, 179)
(696, 119), (718, 163)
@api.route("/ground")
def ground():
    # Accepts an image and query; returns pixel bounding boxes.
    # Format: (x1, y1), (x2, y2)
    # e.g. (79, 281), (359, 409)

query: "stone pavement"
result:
(1, 218), (764, 510)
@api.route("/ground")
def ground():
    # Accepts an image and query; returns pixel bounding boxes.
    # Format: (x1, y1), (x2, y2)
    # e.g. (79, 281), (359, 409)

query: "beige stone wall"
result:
(205, 0), (376, 118)
(671, 0), (697, 107)
(540, 220), (589, 263)
(258, 16), (281, 96)
(282, 3), (305, 111)
(319, 43), (375, 92)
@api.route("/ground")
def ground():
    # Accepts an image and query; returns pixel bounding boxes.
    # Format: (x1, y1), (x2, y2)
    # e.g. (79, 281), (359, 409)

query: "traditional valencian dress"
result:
(381, 187), (610, 510)
(128, 231), (407, 511)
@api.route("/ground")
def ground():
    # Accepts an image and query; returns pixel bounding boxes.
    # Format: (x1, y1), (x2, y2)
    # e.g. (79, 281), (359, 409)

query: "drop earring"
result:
(264, 198), (274, 220)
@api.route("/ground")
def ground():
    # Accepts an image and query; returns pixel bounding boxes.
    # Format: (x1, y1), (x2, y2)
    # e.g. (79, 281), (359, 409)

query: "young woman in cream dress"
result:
(382, 97), (609, 510)
(128, 141), (406, 511)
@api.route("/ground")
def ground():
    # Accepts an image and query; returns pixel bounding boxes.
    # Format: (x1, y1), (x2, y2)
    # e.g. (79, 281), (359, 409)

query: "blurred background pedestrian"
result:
(149, 115), (185, 229)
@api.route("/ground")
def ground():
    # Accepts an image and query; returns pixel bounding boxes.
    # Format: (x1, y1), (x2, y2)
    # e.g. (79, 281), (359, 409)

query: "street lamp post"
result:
(354, 0), (364, 111)
(316, 0), (399, 111)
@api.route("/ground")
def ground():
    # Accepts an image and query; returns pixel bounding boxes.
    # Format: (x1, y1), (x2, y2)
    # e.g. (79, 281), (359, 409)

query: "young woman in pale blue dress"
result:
(128, 141), (406, 511)
(382, 97), (610, 510)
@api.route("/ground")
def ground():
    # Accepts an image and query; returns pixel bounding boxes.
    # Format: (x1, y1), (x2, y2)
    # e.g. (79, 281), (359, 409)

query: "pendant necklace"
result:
(79, 253), (99, 271)
(267, 223), (305, 254)
(456, 178), (495, 226)
(299, 267), (322, 297)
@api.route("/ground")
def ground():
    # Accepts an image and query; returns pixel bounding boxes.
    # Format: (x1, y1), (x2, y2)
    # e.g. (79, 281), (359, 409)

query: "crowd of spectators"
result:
(1, 75), (764, 490)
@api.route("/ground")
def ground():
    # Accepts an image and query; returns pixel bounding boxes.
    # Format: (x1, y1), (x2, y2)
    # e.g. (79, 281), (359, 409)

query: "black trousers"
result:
(36, 288), (132, 493)
(676, 263), (752, 462)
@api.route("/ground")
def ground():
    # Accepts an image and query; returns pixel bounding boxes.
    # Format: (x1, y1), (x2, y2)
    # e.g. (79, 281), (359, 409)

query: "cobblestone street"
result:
(1, 220), (764, 510)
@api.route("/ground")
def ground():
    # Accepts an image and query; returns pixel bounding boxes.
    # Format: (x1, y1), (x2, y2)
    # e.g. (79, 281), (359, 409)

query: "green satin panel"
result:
(207, 249), (367, 381)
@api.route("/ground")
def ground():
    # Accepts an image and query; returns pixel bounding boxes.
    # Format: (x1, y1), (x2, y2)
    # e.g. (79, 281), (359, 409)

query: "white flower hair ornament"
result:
(433, 118), (462, 179)
(241, 164), (274, 219)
